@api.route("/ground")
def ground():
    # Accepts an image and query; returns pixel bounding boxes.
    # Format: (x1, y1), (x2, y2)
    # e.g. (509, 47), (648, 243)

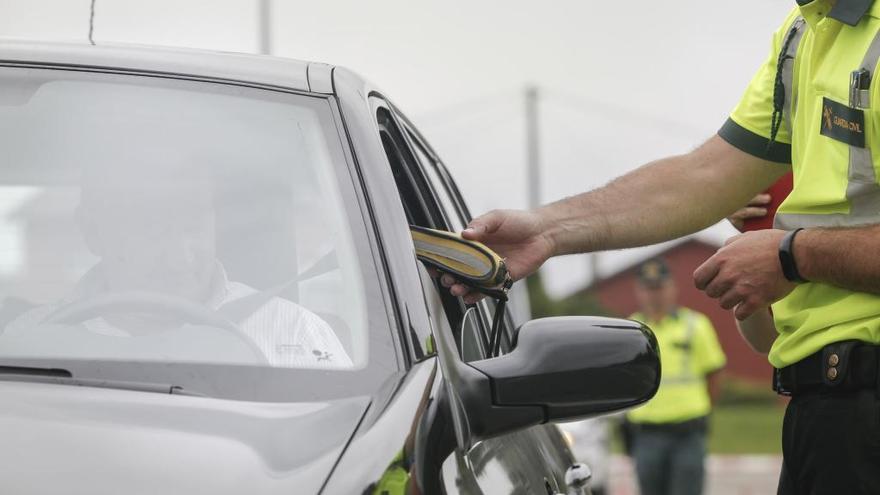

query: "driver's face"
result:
(80, 172), (217, 302)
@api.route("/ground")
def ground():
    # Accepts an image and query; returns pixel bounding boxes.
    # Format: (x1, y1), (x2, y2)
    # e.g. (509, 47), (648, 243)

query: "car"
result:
(0, 40), (660, 495)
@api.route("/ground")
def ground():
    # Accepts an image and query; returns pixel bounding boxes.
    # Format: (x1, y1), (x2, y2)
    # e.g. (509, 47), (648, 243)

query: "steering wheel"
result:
(43, 291), (267, 362)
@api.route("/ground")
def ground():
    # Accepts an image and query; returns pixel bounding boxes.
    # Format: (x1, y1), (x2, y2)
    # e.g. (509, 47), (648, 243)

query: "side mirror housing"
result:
(473, 316), (661, 419)
(437, 313), (660, 449)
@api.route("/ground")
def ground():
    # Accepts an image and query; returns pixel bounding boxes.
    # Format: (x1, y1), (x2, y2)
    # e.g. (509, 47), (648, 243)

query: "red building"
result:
(585, 239), (770, 384)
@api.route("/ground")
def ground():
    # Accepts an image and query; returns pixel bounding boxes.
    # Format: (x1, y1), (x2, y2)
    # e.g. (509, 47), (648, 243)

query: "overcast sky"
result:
(0, 0), (794, 296)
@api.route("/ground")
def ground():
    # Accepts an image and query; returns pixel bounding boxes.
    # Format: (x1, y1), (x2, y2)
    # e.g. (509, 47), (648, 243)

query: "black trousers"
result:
(778, 389), (880, 494)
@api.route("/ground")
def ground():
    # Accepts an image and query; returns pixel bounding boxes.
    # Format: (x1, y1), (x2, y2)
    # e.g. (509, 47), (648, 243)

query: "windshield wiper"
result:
(0, 365), (207, 397)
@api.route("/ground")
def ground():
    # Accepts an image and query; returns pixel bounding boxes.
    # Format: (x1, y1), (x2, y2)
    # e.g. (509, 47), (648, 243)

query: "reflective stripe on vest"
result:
(775, 24), (880, 229)
(782, 17), (807, 137)
(663, 310), (699, 385)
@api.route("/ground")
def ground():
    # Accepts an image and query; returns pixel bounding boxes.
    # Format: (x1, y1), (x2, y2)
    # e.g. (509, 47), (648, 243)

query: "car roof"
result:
(0, 38), (334, 93)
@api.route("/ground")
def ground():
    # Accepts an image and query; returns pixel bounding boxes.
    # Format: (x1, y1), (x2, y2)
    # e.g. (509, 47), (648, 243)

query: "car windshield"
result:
(0, 66), (394, 402)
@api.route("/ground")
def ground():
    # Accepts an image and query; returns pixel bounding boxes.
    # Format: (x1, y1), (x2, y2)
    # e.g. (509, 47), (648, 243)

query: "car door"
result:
(377, 102), (574, 494)
(406, 125), (576, 495)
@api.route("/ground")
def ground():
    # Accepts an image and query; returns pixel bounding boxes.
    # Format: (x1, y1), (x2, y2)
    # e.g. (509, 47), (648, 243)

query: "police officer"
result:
(440, 0), (880, 491)
(625, 258), (725, 495)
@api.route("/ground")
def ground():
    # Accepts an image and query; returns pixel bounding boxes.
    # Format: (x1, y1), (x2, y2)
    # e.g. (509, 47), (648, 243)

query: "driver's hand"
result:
(439, 209), (554, 304)
(727, 193), (771, 232)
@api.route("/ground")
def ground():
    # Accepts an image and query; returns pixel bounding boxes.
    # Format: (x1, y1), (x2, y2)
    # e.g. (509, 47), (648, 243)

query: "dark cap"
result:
(637, 258), (670, 288)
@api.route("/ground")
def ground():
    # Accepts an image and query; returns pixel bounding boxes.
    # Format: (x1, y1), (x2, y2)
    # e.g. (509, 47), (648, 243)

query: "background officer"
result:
(440, 1), (880, 491)
(625, 258), (725, 495)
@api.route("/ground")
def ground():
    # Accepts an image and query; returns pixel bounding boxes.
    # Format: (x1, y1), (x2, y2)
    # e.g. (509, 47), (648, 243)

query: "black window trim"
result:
(391, 108), (516, 357)
(373, 99), (496, 355)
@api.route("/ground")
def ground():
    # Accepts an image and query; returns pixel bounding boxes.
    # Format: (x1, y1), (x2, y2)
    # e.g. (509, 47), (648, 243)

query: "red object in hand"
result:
(742, 172), (793, 231)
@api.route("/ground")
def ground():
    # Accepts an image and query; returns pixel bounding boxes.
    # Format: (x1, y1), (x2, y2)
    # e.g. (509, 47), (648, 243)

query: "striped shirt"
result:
(5, 264), (352, 369)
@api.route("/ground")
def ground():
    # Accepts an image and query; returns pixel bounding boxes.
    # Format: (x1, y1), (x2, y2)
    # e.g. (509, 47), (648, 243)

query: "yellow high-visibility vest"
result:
(720, 1), (880, 368)
(626, 308), (726, 424)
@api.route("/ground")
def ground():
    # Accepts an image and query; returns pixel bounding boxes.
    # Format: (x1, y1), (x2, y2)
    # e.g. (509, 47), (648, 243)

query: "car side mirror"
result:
(437, 311), (660, 450)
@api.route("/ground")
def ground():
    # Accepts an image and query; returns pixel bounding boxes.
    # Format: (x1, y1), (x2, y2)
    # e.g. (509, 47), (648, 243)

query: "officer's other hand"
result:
(441, 209), (554, 304)
(727, 193), (771, 231)
(693, 229), (796, 320)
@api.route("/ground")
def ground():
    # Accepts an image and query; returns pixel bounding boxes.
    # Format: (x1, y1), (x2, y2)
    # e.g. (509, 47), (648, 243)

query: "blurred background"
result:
(0, 1), (794, 492)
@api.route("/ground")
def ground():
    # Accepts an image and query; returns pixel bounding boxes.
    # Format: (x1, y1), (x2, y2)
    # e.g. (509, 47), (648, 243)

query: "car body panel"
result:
(416, 268), (573, 494)
(307, 62), (335, 94)
(0, 38), (312, 92)
(332, 66), (435, 364)
(0, 380), (369, 494)
(322, 359), (436, 494)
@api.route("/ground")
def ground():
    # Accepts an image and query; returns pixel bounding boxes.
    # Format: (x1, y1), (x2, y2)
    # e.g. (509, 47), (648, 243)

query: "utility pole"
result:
(524, 85), (548, 309)
(525, 85), (541, 210)
(525, 86), (601, 286)
(258, 0), (272, 55)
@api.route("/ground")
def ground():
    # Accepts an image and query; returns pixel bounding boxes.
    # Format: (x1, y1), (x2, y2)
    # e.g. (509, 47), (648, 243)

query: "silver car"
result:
(0, 40), (660, 494)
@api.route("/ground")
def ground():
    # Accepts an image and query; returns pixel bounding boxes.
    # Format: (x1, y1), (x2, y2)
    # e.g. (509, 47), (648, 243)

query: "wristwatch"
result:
(778, 228), (808, 283)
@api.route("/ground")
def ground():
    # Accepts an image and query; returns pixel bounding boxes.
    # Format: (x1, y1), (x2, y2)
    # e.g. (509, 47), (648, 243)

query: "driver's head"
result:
(77, 148), (217, 301)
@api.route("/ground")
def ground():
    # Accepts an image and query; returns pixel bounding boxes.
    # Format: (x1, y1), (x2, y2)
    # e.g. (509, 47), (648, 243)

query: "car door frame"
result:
(383, 102), (573, 494)
(404, 122), (575, 495)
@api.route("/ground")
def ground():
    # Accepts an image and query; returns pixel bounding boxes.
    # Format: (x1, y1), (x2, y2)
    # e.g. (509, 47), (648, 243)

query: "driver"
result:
(7, 148), (351, 369)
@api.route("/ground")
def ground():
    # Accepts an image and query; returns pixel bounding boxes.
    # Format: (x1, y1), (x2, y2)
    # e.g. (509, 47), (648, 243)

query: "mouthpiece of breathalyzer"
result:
(410, 225), (511, 296)
(410, 225), (513, 358)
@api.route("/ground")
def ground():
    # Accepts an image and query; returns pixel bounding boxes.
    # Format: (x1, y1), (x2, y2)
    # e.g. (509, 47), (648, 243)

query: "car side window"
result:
(399, 124), (515, 357)
(375, 104), (473, 356)
(376, 104), (495, 359)
(407, 130), (474, 226)
(478, 299), (516, 354)
(376, 107), (443, 229)
(406, 133), (465, 232)
(416, 264), (486, 362)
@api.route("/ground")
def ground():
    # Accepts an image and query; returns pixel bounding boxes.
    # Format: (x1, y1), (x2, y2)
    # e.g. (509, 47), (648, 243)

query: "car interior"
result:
(0, 68), (368, 369)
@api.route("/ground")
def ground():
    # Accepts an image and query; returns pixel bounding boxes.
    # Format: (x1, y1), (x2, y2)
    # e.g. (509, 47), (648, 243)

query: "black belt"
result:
(773, 340), (880, 396)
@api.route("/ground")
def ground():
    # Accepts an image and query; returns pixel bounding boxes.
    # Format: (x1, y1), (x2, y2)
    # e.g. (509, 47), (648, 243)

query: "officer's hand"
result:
(727, 193), (771, 232)
(693, 229), (796, 320)
(440, 209), (554, 304)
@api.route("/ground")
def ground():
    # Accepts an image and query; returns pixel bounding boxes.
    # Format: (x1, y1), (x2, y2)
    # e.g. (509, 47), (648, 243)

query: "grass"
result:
(611, 377), (787, 455)
(708, 402), (785, 454)
(610, 402), (785, 455)
(709, 376), (785, 454)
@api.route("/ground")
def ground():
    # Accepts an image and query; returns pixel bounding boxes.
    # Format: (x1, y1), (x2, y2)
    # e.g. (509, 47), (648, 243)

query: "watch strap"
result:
(778, 228), (807, 283)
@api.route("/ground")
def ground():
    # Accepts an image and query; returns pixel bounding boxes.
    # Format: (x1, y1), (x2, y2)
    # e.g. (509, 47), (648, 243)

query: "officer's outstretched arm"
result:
(448, 135), (788, 303)
(531, 135), (788, 255)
